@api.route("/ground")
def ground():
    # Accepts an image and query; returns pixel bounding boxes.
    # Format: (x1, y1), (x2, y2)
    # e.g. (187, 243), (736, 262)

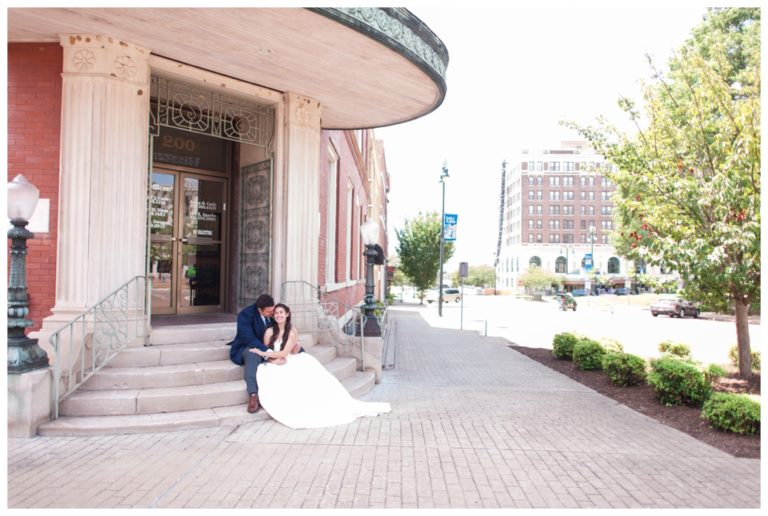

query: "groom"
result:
(229, 294), (276, 413)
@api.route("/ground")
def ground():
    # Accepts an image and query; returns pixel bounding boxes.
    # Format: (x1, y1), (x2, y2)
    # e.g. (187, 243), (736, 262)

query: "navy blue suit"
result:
(229, 304), (271, 366)
(229, 304), (271, 395)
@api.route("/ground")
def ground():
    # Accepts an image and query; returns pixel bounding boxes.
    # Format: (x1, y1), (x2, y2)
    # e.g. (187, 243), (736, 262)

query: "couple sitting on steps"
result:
(228, 294), (390, 429)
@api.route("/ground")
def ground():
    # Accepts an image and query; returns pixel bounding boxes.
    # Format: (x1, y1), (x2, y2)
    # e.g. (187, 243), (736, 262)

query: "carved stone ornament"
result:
(72, 49), (96, 71)
(114, 55), (137, 79)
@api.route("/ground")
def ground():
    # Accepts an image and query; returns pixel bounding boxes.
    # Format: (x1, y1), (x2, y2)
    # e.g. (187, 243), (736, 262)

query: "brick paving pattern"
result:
(7, 308), (761, 508)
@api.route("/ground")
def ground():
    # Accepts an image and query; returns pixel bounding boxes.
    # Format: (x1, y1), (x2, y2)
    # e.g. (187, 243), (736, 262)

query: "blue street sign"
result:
(443, 213), (458, 241)
(584, 253), (593, 271)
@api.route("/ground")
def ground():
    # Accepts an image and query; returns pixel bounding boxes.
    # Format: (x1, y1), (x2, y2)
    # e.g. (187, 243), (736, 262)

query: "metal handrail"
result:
(380, 303), (396, 369)
(281, 280), (370, 371)
(49, 275), (150, 419)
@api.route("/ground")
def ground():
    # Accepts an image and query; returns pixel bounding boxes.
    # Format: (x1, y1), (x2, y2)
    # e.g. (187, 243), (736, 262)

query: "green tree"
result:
(395, 212), (455, 304)
(520, 267), (562, 298)
(565, 8), (760, 377)
(450, 264), (496, 288)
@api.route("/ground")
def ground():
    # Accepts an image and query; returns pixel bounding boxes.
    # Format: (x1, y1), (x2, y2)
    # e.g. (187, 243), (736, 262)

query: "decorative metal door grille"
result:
(150, 75), (275, 149)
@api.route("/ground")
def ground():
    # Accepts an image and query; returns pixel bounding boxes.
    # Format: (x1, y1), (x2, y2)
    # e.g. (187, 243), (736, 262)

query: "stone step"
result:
(107, 334), (318, 368)
(81, 360), (241, 390)
(40, 370), (378, 436)
(150, 323), (236, 345)
(83, 345), (337, 391)
(59, 380), (248, 417)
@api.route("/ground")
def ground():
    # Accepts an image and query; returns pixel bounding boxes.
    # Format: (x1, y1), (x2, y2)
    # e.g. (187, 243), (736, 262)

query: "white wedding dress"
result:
(256, 345), (391, 429)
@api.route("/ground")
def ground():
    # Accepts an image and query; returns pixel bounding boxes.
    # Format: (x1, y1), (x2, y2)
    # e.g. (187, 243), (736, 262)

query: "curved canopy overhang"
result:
(7, 7), (448, 129)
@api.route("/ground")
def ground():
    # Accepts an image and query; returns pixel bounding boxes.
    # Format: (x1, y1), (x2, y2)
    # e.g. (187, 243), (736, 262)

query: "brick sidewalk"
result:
(7, 307), (761, 508)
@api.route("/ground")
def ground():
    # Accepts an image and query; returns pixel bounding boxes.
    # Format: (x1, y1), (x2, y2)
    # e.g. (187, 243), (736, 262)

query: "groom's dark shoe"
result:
(247, 393), (260, 413)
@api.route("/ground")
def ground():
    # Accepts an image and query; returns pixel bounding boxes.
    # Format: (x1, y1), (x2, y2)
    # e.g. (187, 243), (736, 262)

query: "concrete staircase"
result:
(37, 322), (376, 436)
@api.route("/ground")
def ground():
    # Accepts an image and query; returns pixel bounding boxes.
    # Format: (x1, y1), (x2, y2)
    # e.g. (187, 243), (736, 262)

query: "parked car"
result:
(650, 297), (700, 318)
(570, 288), (587, 297)
(426, 288), (461, 303)
(614, 287), (628, 295)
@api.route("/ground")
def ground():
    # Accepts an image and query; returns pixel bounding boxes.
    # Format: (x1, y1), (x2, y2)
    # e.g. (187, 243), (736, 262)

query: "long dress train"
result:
(256, 346), (391, 429)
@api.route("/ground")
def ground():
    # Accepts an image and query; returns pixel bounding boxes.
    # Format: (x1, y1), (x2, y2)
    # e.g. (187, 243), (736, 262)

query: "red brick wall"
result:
(318, 130), (368, 305)
(7, 43), (63, 331)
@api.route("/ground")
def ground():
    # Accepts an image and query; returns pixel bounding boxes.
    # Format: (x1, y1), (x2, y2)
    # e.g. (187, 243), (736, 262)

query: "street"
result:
(396, 292), (762, 368)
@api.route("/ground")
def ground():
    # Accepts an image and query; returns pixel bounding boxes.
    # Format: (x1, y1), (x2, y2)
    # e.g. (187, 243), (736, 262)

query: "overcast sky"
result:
(377, 4), (711, 271)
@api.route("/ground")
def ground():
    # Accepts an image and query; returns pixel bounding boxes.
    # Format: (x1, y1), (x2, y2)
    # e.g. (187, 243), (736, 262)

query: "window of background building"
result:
(549, 234), (561, 243)
(580, 220), (587, 230)
(564, 191), (574, 200)
(521, 161), (528, 171)
(536, 205), (543, 215)
(536, 190), (543, 200)
(555, 256), (567, 273)
(601, 220), (613, 230)
(528, 220), (534, 229)
(550, 161), (561, 171)
(536, 233), (542, 243)
(601, 191), (611, 200)
(536, 161), (543, 171)
(537, 176), (543, 185)
(528, 233), (534, 243)
(580, 205), (587, 215)
(528, 190), (535, 200)
(550, 175), (560, 186)
(581, 234), (587, 243)
(580, 191), (586, 200)
(588, 192), (595, 200)
(588, 205), (595, 215)
(563, 220), (574, 230)
(549, 220), (561, 230)
(530, 256), (542, 267)
(528, 205), (534, 215)
(580, 176), (587, 186)
(528, 176), (535, 185)
(563, 205), (574, 215)
(601, 205), (612, 215)
(325, 147), (339, 284)
(589, 176), (595, 187)
(563, 234), (574, 243)
(608, 257), (620, 273)
(549, 191), (560, 201)
(602, 235), (610, 244)
(529, 161), (534, 170)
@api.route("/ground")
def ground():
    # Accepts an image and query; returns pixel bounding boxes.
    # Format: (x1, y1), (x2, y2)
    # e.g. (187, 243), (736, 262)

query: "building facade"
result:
(495, 141), (664, 293)
(7, 7), (446, 338)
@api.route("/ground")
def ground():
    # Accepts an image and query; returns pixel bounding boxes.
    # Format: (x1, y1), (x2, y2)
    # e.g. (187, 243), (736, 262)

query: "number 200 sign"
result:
(443, 213), (458, 242)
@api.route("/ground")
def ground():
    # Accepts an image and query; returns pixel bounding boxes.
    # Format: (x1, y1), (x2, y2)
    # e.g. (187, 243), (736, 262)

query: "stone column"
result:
(38, 34), (151, 354)
(278, 93), (321, 329)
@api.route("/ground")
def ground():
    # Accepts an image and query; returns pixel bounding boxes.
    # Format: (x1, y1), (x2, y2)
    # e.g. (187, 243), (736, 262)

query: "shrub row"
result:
(549, 332), (760, 435)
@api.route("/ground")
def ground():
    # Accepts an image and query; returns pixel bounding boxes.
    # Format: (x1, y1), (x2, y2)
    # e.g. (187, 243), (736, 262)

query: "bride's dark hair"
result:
(267, 303), (292, 351)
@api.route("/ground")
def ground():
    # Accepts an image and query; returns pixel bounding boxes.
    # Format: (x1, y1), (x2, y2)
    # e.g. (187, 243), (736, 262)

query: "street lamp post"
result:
(360, 220), (382, 336)
(7, 175), (50, 373)
(438, 161), (449, 318)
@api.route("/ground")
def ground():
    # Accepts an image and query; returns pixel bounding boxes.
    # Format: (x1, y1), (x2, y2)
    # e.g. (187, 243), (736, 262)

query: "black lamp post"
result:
(438, 161), (449, 317)
(360, 220), (382, 337)
(7, 175), (50, 373)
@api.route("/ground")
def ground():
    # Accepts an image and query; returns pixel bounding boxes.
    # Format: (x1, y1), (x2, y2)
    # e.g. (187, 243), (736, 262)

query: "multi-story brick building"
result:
(496, 141), (661, 293)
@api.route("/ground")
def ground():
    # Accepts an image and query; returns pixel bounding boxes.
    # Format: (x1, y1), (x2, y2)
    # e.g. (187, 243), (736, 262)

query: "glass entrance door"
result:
(149, 170), (227, 315)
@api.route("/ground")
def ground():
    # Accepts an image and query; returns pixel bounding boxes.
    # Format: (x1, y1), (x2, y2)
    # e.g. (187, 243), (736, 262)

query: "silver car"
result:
(650, 297), (700, 318)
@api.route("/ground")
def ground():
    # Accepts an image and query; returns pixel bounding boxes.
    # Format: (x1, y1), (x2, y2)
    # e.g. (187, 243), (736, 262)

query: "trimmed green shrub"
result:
(658, 340), (692, 360)
(572, 338), (606, 371)
(728, 345), (761, 372)
(601, 352), (647, 386)
(552, 332), (580, 360)
(701, 393), (760, 435)
(599, 338), (624, 354)
(647, 356), (712, 407)
(704, 364), (727, 385)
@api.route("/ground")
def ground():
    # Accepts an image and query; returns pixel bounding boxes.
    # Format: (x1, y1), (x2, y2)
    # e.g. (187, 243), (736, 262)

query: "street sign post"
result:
(459, 261), (468, 329)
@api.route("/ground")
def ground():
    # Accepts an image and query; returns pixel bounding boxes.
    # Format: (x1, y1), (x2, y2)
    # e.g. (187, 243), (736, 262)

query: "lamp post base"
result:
(8, 335), (50, 374)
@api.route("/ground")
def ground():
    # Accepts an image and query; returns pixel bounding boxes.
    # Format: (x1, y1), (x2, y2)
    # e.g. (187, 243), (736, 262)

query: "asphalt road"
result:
(398, 293), (762, 367)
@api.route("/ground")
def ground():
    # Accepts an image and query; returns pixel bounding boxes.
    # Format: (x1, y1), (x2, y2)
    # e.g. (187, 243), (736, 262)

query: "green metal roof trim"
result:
(308, 7), (449, 113)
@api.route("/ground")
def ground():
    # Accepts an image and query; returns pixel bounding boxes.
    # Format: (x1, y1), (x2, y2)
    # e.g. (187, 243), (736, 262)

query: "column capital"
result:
(285, 92), (321, 130)
(59, 34), (150, 85)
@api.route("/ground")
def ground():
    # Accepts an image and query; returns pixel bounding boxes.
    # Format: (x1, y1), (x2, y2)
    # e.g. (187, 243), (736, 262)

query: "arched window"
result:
(529, 256), (542, 268)
(555, 256), (568, 273)
(608, 257), (620, 274)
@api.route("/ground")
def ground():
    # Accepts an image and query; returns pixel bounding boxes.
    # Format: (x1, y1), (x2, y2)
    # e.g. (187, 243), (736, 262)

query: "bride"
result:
(253, 303), (391, 429)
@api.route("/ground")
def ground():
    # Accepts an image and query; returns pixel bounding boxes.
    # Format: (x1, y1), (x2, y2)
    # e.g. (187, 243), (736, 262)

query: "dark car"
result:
(650, 297), (700, 318)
